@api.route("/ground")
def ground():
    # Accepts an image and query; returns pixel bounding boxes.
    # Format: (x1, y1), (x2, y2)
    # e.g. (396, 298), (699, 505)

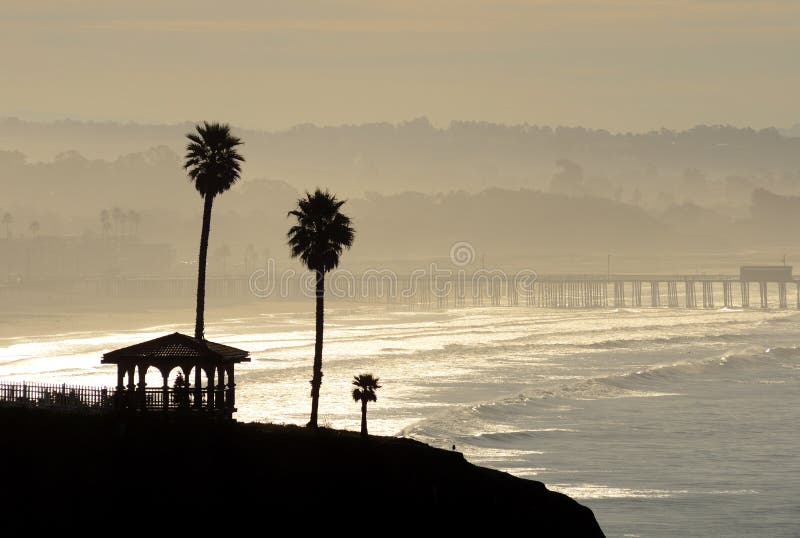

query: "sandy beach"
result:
(0, 292), (313, 341)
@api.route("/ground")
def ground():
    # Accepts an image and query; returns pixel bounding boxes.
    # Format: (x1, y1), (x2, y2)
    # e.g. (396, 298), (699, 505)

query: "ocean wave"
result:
(464, 428), (578, 443)
(500, 466), (547, 477)
(550, 483), (690, 500)
(761, 312), (800, 323)
(765, 346), (800, 359)
(402, 345), (780, 443)
(601, 350), (771, 389)
(532, 379), (682, 401)
(495, 316), (760, 350)
(550, 483), (760, 500)
(387, 327), (753, 364)
(465, 348), (770, 411)
(579, 332), (746, 350)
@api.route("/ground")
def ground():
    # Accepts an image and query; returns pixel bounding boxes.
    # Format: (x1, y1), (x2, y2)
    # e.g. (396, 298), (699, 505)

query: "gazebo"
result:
(101, 332), (250, 417)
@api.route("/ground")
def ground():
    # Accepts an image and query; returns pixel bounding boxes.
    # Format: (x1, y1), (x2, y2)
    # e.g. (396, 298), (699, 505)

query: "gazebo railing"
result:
(134, 387), (206, 410)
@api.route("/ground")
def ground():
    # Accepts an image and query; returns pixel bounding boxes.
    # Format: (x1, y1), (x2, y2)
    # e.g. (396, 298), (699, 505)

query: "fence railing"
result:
(0, 381), (112, 413)
(0, 381), (234, 414)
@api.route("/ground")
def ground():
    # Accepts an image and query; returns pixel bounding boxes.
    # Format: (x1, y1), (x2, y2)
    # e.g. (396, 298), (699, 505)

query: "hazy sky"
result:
(1, 1), (798, 131)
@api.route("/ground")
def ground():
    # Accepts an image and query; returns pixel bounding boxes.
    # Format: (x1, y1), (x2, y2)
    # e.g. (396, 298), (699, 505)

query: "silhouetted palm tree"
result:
(28, 220), (40, 237)
(119, 212), (128, 238)
(244, 243), (256, 273)
(112, 207), (122, 237)
(352, 374), (381, 437)
(184, 122), (244, 339)
(214, 244), (231, 274)
(128, 210), (141, 238)
(287, 189), (354, 428)
(2, 212), (13, 239)
(100, 210), (110, 237)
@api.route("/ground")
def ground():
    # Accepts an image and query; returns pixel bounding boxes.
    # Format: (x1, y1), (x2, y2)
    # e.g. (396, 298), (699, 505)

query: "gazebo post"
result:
(127, 365), (136, 410)
(206, 367), (215, 411)
(225, 365), (235, 411)
(126, 365), (135, 392)
(116, 365), (125, 390)
(216, 366), (225, 410)
(137, 366), (147, 411)
(115, 364), (125, 409)
(194, 366), (202, 409)
(161, 369), (169, 412)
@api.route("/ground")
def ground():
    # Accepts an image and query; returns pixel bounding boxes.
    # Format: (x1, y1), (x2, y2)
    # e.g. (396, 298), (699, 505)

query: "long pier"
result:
(504, 274), (793, 310)
(9, 271), (797, 310)
(346, 273), (799, 310)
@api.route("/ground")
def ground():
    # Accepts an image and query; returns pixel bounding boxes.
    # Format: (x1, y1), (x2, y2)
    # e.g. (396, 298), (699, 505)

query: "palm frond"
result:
(287, 189), (355, 272)
(352, 374), (381, 390)
(183, 122), (245, 197)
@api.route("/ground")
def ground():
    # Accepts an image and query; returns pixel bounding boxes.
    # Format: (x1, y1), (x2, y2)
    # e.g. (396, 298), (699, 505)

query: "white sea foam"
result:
(551, 483), (690, 499)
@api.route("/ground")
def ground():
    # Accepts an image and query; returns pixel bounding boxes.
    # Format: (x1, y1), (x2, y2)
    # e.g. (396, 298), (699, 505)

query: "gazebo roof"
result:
(101, 332), (250, 364)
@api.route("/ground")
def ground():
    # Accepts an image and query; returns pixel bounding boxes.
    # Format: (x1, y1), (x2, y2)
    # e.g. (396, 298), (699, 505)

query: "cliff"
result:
(0, 408), (604, 534)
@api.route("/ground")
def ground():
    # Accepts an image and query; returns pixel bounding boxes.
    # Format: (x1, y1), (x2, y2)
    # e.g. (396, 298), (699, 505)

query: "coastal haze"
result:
(2, 2), (800, 535)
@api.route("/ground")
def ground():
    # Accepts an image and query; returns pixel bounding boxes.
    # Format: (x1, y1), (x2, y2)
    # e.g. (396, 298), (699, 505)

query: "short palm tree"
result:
(184, 122), (244, 339)
(287, 189), (354, 428)
(352, 374), (381, 437)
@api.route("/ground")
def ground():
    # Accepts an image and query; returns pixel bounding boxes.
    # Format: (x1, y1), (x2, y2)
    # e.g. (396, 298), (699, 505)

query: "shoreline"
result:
(0, 298), (319, 341)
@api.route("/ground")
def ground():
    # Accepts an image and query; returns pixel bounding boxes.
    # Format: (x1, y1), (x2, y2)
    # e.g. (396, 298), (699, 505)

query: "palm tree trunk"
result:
(195, 193), (214, 340)
(308, 270), (325, 428)
(361, 399), (368, 437)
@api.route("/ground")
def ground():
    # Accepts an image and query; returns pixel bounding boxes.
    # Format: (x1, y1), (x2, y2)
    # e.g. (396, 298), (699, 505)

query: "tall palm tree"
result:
(214, 244), (231, 274)
(112, 207), (122, 237)
(287, 189), (354, 428)
(100, 210), (110, 238)
(244, 243), (256, 273)
(184, 122), (244, 340)
(352, 374), (381, 437)
(128, 210), (141, 238)
(119, 212), (129, 238)
(28, 220), (40, 237)
(2, 212), (13, 239)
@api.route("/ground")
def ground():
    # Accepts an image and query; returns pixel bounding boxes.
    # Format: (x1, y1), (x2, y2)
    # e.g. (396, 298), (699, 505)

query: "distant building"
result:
(739, 266), (792, 282)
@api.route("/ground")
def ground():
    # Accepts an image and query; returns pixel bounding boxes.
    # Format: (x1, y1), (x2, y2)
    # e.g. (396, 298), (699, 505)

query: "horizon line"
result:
(1, 115), (798, 138)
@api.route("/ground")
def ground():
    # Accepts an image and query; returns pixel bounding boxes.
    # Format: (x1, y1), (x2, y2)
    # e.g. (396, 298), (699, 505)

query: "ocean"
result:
(1, 304), (798, 536)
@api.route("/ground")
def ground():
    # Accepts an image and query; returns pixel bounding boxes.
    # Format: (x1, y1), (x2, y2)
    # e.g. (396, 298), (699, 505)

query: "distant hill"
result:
(2, 117), (799, 199)
(3, 118), (800, 265)
(781, 123), (800, 138)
